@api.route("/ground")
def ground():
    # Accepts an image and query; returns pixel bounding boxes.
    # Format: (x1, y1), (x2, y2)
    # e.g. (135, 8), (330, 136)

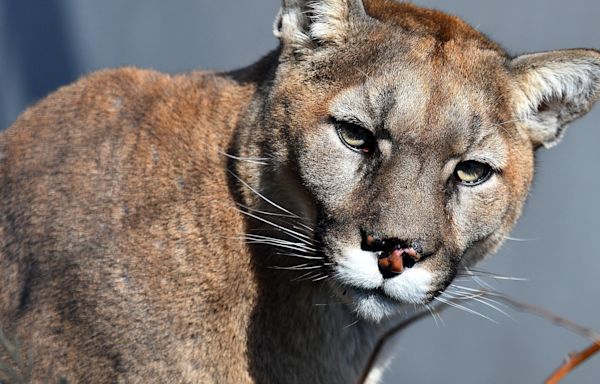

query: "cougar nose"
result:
(362, 234), (424, 279)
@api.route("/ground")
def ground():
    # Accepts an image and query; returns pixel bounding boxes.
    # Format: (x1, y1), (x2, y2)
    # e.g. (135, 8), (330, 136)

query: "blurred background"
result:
(1, 1), (599, 382)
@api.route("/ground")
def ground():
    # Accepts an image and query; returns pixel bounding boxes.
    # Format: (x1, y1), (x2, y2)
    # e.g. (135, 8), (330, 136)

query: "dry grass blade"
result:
(544, 341), (600, 384)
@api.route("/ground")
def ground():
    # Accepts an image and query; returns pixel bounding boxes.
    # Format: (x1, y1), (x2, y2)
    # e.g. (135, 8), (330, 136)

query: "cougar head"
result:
(255, 0), (600, 321)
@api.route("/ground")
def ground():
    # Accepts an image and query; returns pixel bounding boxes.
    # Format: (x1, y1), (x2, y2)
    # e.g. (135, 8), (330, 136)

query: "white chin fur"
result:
(350, 290), (403, 322)
(382, 267), (433, 304)
(335, 247), (383, 289)
(334, 247), (434, 321)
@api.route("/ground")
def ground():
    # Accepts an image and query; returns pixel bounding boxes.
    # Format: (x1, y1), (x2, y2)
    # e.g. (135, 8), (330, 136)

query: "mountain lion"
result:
(1, 0), (599, 383)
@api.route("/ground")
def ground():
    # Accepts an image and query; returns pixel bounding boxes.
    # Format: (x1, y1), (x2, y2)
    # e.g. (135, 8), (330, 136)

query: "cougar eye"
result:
(335, 120), (376, 154)
(454, 160), (492, 185)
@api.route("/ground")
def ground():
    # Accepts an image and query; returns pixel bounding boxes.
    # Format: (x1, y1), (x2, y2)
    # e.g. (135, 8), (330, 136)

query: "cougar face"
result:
(263, 0), (599, 321)
(270, 41), (532, 322)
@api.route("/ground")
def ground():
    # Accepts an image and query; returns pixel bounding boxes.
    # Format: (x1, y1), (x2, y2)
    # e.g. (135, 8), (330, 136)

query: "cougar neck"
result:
(224, 49), (394, 384)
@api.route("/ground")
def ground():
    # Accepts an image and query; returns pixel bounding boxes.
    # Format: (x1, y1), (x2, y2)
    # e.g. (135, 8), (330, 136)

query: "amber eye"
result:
(454, 161), (492, 185)
(335, 120), (376, 153)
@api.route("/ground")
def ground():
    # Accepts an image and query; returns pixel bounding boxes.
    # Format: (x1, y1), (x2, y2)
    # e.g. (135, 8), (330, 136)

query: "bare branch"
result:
(357, 306), (447, 384)
(477, 290), (600, 341)
(359, 288), (600, 384)
(545, 342), (600, 384)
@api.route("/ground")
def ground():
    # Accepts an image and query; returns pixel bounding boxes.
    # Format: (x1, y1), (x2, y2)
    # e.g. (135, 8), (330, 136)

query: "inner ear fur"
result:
(510, 49), (600, 148)
(273, 0), (371, 54)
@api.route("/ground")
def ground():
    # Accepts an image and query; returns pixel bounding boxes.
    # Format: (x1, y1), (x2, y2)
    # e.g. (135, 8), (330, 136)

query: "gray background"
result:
(1, 1), (599, 383)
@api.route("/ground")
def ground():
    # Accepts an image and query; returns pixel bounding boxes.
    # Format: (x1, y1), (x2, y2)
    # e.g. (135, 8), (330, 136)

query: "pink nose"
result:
(377, 247), (421, 276)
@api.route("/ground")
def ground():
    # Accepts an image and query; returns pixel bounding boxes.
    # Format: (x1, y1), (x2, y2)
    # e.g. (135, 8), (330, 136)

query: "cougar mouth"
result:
(330, 246), (437, 321)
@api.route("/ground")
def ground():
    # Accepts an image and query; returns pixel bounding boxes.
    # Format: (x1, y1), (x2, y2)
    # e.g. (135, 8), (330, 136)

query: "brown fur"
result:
(1, 69), (259, 382)
(1, 1), (599, 383)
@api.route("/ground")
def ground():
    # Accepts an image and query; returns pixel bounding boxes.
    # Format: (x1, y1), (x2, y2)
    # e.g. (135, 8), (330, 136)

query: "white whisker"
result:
(237, 208), (315, 245)
(228, 170), (302, 218)
(434, 296), (498, 323)
(244, 240), (316, 254)
(236, 202), (303, 220)
(425, 303), (445, 328)
(243, 234), (317, 252)
(291, 223), (317, 236)
(450, 285), (496, 295)
(295, 222), (316, 233)
(275, 252), (323, 260)
(449, 286), (511, 309)
(461, 268), (528, 282)
(219, 150), (271, 165)
(443, 289), (484, 300)
(472, 275), (496, 290)
(293, 270), (326, 282)
(503, 235), (538, 242)
(446, 288), (513, 320)
(244, 234), (314, 248)
(292, 270), (320, 282)
(269, 264), (324, 271)
(343, 319), (361, 329)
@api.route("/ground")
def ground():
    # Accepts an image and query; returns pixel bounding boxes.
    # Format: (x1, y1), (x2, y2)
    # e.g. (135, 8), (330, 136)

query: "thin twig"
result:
(359, 289), (600, 384)
(482, 290), (600, 382)
(357, 306), (448, 384)
(545, 341), (600, 384)
(477, 290), (600, 341)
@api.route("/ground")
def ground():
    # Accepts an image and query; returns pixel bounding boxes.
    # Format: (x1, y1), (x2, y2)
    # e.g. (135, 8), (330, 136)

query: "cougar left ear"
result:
(510, 49), (600, 148)
(273, 0), (371, 55)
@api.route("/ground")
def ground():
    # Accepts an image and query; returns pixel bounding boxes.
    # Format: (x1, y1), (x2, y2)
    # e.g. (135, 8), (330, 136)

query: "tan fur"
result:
(1, 1), (599, 383)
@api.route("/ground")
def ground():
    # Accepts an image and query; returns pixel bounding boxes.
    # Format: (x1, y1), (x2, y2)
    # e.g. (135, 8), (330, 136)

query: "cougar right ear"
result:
(510, 49), (600, 148)
(273, 0), (371, 55)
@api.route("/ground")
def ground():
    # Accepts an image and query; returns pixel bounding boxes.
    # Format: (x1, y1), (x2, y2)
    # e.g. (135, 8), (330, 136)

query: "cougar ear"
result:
(273, 0), (370, 54)
(510, 49), (600, 148)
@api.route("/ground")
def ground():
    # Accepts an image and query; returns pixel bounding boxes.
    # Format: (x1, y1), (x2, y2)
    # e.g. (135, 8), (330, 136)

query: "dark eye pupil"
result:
(454, 160), (491, 185)
(335, 121), (375, 153)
